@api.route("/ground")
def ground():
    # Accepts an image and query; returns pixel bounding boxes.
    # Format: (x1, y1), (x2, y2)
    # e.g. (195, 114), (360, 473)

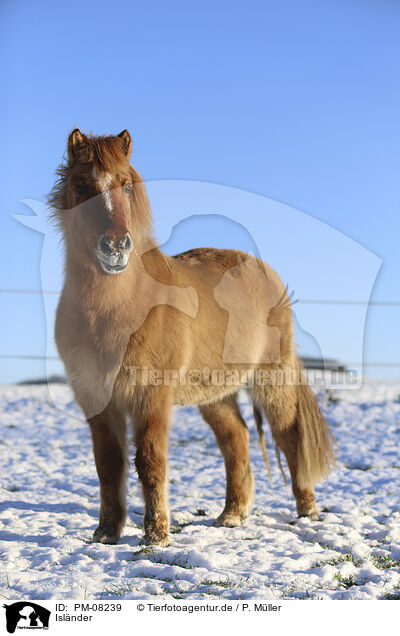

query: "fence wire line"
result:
(1, 288), (400, 306)
(0, 354), (399, 367)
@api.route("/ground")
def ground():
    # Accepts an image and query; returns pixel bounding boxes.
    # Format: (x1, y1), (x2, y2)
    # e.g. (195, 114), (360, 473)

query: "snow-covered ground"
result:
(1, 380), (400, 600)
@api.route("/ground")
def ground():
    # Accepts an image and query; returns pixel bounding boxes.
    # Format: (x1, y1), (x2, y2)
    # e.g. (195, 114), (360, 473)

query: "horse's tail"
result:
(294, 362), (335, 488)
(254, 404), (290, 485)
(251, 358), (334, 489)
(253, 404), (272, 482)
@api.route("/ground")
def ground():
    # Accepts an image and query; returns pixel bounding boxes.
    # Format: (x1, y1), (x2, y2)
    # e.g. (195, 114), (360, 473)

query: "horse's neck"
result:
(64, 247), (173, 326)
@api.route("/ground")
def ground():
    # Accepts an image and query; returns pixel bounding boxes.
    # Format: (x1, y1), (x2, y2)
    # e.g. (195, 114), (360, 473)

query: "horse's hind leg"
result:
(88, 403), (128, 544)
(269, 414), (319, 519)
(199, 394), (254, 527)
(252, 369), (333, 519)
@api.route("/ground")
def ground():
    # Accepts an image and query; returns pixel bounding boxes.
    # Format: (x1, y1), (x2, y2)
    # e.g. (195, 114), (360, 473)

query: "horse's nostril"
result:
(116, 234), (131, 251)
(125, 233), (132, 251)
(99, 235), (113, 254)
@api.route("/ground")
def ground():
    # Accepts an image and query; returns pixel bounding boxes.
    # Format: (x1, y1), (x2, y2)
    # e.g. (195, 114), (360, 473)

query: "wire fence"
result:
(2, 288), (400, 305)
(1, 288), (400, 367)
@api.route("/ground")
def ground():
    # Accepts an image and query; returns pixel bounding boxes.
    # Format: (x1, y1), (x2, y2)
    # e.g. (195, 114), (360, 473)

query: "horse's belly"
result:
(171, 366), (257, 406)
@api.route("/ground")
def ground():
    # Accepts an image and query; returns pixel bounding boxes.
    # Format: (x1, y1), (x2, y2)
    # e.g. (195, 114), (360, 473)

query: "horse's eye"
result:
(124, 184), (132, 193)
(75, 184), (86, 195)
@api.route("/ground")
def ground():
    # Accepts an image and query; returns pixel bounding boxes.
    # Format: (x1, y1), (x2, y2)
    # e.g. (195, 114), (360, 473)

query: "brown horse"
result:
(49, 128), (334, 547)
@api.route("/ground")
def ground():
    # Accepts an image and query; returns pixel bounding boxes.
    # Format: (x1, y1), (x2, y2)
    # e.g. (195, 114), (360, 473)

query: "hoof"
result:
(297, 503), (320, 521)
(93, 525), (120, 545)
(141, 532), (170, 547)
(215, 512), (242, 528)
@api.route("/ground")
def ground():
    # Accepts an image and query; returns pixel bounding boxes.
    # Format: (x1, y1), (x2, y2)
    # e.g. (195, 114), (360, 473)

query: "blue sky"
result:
(1, 0), (400, 383)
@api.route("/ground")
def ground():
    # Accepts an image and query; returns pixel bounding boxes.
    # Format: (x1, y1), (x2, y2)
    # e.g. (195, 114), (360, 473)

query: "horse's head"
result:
(50, 129), (153, 275)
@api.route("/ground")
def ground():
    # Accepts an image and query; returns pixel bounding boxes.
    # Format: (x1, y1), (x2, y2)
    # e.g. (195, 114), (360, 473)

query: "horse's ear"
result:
(68, 129), (87, 162)
(117, 129), (132, 156)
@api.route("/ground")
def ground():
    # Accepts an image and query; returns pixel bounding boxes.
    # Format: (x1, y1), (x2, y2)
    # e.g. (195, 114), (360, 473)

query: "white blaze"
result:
(92, 168), (113, 213)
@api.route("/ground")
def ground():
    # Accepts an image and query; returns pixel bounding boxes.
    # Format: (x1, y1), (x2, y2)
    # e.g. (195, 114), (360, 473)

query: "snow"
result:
(1, 380), (400, 600)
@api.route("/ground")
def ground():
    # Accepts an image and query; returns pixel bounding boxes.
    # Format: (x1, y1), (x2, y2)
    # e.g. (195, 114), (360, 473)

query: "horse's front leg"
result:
(134, 393), (171, 547)
(88, 404), (128, 544)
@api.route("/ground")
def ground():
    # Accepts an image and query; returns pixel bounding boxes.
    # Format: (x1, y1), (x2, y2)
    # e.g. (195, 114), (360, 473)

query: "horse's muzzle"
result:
(96, 232), (133, 274)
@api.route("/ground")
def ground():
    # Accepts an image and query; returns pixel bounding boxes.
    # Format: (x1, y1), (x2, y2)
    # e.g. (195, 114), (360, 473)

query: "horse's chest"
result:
(62, 336), (129, 418)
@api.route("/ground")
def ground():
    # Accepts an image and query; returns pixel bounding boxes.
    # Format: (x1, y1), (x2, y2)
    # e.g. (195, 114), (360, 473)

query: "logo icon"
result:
(3, 602), (50, 634)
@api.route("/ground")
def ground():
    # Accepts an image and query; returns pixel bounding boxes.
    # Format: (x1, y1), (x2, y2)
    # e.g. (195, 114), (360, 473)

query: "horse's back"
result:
(173, 247), (251, 271)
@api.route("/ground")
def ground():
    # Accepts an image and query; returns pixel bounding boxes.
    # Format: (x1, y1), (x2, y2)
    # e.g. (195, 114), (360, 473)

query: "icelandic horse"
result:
(49, 129), (334, 546)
